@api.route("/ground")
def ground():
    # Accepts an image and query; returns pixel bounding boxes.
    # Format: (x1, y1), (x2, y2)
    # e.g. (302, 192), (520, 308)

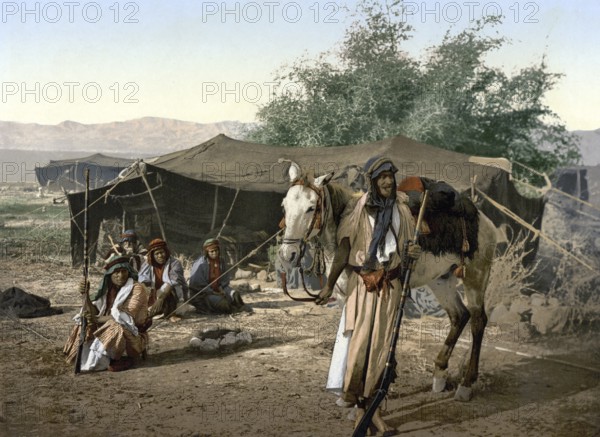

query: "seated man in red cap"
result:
(63, 254), (151, 372)
(138, 238), (188, 320)
(188, 238), (251, 314)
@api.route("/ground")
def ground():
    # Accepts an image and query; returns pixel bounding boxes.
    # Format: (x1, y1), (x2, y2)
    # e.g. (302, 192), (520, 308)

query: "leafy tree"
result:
(246, 0), (580, 176)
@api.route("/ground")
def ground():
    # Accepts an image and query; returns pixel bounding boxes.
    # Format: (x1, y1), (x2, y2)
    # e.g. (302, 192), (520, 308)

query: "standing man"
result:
(315, 157), (421, 435)
(188, 238), (251, 314)
(63, 254), (151, 372)
(138, 238), (188, 320)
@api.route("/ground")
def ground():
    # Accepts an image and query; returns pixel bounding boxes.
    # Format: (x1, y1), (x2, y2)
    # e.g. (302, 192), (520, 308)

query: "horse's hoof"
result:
(432, 376), (447, 393)
(454, 384), (473, 402)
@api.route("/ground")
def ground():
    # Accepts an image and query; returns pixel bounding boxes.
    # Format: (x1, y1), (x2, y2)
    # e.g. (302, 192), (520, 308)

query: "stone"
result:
(250, 283), (261, 292)
(189, 337), (219, 352)
(489, 304), (509, 324)
(531, 306), (569, 335)
(509, 297), (531, 315)
(499, 311), (522, 325)
(256, 270), (268, 282)
(530, 293), (547, 307)
(234, 269), (254, 280)
(235, 331), (252, 346)
(219, 332), (238, 348)
(231, 281), (251, 293)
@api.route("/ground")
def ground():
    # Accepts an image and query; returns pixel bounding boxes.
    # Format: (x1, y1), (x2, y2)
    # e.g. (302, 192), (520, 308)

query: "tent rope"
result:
(512, 160), (600, 213)
(148, 228), (283, 332)
(0, 309), (54, 343)
(547, 200), (600, 222)
(476, 188), (596, 272)
(549, 187), (600, 214)
(512, 161), (552, 193)
(135, 162), (167, 242)
(216, 188), (240, 240)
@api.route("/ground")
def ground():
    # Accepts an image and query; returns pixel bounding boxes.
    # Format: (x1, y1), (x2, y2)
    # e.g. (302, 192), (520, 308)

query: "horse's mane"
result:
(326, 182), (359, 225)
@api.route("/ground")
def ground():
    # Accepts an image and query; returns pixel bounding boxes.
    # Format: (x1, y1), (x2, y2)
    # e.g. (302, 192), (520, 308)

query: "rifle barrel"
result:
(74, 169), (90, 374)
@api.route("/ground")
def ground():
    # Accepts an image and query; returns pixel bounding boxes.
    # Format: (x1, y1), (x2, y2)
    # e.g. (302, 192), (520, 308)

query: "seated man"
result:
(104, 229), (147, 272)
(138, 238), (188, 320)
(119, 229), (147, 272)
(188, 238), (251, 314)
(63, 255), (151, 372)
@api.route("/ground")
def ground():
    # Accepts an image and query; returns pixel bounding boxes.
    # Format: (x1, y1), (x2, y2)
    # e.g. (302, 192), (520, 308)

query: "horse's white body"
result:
(278, 162), (497, 401)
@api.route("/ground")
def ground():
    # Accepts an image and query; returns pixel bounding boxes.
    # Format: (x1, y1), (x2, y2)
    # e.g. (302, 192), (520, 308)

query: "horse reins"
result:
(279, 178), (327, 302)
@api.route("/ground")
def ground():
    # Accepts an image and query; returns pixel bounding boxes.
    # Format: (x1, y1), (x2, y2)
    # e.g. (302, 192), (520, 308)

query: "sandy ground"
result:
(1, 258), (600, 437)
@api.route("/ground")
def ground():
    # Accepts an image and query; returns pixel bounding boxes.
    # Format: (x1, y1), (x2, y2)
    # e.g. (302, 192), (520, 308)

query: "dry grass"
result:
(485, 233), (538, 312)
(540, 203), (600, 306)
(547, 257), (600, 306)
(0, 190), (71, 265)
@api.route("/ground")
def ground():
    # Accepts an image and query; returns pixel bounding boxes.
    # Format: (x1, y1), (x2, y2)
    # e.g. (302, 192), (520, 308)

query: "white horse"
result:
(278, 161), (497, 401)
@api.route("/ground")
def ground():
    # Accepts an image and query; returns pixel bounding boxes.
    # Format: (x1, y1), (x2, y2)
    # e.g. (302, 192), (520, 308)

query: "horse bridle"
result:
(279, 178), (327, 302)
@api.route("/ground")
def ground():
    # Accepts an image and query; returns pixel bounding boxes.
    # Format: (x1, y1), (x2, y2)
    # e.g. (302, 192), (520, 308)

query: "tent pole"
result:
(211, 185), (219, 230)
(138, 165), (167, 242)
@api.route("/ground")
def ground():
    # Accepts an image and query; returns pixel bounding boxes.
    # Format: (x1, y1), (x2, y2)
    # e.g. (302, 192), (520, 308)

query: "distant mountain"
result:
(572, 129), (600, 166)
(0, 117), (250, 155)
(0, 118), (597, 165)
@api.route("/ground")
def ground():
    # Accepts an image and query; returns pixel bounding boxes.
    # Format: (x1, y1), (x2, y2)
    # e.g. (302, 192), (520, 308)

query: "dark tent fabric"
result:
(0, 287), (63, 318)
(67, 167), (282, 265)
(36, 153), (135, 191)
(480, 175), (546, 265)
(147, 134), (505, 193)
(67, 134), (545, 266)
(530, 166), (600, 292)
(552, 165), (600, 207)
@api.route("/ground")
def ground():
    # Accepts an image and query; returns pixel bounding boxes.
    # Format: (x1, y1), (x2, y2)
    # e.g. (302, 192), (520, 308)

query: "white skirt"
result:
(326, 305), (352, 394)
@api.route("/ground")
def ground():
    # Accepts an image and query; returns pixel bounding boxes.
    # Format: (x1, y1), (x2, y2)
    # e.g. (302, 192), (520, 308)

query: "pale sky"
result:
(1, 0), (599, 130)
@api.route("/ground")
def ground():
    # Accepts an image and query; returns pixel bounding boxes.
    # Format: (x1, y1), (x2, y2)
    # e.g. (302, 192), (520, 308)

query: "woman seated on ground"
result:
(63, 254), (151, 372)
(188, 238), (251, 314)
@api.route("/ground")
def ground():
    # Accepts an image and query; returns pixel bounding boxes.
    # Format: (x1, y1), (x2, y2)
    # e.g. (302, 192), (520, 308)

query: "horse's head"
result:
(278, 160), (333, 269)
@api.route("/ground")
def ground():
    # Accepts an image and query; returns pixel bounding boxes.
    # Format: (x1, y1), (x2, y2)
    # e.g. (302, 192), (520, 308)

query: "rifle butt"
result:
(352, 389), (388, 437)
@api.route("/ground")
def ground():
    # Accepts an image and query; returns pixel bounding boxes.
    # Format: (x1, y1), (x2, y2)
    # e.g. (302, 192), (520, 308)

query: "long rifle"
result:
(353, 190), (430, 437)
(74, 169), (91, 374)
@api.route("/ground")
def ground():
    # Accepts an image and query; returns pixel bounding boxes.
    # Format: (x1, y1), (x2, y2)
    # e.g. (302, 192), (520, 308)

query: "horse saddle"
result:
(398, 176), (475, 278)
(397, 176), (431, 235)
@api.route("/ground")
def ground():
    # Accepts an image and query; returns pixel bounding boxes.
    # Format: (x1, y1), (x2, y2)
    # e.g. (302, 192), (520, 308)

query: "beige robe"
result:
(339, 192), (414, 400)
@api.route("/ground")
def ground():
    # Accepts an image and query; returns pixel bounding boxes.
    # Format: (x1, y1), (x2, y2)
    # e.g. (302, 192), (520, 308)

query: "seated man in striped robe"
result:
(63, 255), (151, 372)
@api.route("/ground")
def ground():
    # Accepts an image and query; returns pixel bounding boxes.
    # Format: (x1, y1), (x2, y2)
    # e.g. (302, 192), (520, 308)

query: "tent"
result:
(552, 165), (600, 208)
(66, 134), (545, 266)
(548, 165), (600, 254)
(35, 153), (135, 191)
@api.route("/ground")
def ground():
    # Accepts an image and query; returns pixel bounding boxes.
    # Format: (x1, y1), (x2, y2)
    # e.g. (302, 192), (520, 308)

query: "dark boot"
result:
(232, 291), (253, 313)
